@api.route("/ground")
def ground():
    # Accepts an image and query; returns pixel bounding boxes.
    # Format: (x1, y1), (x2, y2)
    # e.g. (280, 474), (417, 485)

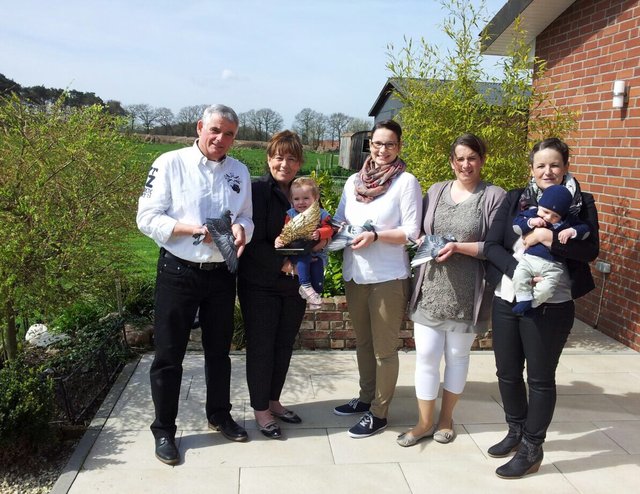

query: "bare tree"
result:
(132, 104), (158, 133)
(177, 104), (208, 136)
(328, 112), (353, 145)
(124, 103), (146, 131)
(238, 110), (256, 140)
(255, 108), (283, 141)
(293, 108), (324, 145)
(347, 117), (373, 133)
(309, 113), (328, 149)
(155, 107), (174, 135)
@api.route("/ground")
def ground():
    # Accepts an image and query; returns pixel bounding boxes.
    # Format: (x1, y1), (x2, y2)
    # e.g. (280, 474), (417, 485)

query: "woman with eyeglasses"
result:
(332, 120), (422, 438)
(397, 134), (505, 447)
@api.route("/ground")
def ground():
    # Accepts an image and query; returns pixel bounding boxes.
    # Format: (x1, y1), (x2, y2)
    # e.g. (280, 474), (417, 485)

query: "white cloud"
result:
(221, 69), (237, 81)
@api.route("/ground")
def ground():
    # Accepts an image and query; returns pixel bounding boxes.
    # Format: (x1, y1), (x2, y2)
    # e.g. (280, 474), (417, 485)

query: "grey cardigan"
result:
(408, 180), (506, 327)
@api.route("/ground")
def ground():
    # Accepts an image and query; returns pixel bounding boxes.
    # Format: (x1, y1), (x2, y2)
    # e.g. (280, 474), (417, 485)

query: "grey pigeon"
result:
(410, 234), (457, 267)
(326, 220), (374, 252)
(205, 210), (238, 273)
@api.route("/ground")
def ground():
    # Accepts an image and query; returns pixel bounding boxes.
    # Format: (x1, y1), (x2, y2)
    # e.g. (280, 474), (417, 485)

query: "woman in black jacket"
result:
(484, 138), (599, 478)
(238, 130), (327, 440)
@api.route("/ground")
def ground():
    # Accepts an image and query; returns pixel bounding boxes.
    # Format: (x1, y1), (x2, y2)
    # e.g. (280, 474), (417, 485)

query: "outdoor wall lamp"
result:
(612, 80), (628, 109)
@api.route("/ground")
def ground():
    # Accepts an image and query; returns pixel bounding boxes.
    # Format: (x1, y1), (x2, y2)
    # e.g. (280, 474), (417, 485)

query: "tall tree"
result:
(255, 108), (283, 141)
(293, 108), (325, 145)
(176, 104), (208, 136)
(346, 117), (372, 133)
(155, 107), (175, 135)
(328, 112), (353, 145)
(135, 104), (158, 133)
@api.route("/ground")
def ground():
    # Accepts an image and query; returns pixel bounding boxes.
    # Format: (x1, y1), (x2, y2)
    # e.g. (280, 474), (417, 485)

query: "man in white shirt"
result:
(137, 104), (254, 465)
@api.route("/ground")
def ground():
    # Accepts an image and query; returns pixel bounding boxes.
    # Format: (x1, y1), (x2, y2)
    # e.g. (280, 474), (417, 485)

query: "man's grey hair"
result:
(202, 104), (239, 127)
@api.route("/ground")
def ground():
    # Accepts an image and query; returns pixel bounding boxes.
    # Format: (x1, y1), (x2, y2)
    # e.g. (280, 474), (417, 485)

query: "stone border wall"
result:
(295, 296), (494, 351)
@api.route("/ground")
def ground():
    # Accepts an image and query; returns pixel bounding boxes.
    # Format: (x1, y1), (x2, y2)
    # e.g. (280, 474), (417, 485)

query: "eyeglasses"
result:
(370, 141), (399, 150)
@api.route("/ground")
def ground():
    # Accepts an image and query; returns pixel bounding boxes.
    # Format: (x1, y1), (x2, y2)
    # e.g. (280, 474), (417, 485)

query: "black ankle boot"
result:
(495, 438), (543, 479)
(487, 424), (522, 458)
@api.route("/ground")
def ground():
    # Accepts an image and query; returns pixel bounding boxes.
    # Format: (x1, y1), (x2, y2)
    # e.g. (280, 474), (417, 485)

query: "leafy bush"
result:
(0, 354), (54, 454)
(0, 95), (145, 360)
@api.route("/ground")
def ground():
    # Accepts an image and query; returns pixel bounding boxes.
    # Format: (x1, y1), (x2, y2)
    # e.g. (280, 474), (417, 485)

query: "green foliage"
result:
(0, 95), (145, 358)
(0, 354), (54, 450)
(47, 315), (132, 375)
(322, 251), (345, 297)
(386, 0), (577, 192)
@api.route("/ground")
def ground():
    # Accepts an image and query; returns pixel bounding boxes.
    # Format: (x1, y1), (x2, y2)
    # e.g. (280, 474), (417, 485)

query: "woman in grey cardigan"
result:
(397, 134), (505, 447)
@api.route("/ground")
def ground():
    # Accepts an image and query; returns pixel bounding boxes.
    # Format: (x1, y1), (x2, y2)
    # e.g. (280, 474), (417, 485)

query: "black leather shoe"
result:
(155, 436), (179, 465)
(271, 408), (302, 424)
(259, 421), (282, 439)
(208, 416), (248, 442)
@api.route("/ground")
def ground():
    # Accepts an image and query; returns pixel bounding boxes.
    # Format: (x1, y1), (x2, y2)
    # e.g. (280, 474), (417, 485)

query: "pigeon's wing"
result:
(326, 222), (372, 252)
(205, 211), (238, 273)
(410, 234), (457, 268)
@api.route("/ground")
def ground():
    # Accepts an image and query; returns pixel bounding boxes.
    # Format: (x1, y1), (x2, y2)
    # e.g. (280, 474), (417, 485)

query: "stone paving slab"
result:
(54, 320), (640, 494)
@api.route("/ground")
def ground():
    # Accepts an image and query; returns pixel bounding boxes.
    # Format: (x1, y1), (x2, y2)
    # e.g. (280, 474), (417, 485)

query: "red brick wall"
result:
(534, 0), (640, 350)
(295, 297), (493, 351)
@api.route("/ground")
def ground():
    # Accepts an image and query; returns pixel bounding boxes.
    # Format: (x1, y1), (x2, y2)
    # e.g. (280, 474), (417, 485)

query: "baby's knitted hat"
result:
(539, 185), (572, 217)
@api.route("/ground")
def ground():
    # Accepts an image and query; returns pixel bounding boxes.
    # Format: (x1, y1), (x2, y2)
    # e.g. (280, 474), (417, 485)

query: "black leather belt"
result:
(161, 249), (227, 271)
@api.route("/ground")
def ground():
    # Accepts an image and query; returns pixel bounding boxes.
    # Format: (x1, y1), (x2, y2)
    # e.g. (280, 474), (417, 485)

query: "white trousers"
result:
(414, 322), (476, 400)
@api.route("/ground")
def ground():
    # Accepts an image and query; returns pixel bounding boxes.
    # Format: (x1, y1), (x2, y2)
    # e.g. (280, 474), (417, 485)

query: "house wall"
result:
(534, 0), (640, 350)
(374, 95), (403, 123)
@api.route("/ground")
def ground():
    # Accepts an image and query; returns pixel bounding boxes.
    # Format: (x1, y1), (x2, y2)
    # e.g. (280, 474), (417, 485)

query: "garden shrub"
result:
(0, 354), (54, 455)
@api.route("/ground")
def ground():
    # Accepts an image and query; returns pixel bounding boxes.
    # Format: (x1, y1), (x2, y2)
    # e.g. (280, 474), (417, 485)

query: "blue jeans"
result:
(291, 254), (324, 293)
(492, 297), (574, 445)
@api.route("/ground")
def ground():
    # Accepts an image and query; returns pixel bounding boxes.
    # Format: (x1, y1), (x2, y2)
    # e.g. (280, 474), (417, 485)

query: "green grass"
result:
(132, 142), (348, 177)
(122, 233), (158, 280)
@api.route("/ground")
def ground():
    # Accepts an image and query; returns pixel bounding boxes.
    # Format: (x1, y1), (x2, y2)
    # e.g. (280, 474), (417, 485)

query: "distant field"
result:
(135, 142), (347, 177)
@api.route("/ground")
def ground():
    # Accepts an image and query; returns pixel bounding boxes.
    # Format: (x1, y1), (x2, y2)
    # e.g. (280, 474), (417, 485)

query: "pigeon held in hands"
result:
(326, 219), (375, 252)
(410, 234), (457, 267)
(204, 210), (238, 274)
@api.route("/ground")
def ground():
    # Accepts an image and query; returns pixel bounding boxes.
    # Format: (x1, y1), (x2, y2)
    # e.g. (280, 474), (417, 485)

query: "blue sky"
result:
(1, 0), (508, 127)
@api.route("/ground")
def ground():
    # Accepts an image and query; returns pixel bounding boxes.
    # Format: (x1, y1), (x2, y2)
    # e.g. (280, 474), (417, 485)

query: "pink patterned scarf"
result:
(354, 156), (406, 203)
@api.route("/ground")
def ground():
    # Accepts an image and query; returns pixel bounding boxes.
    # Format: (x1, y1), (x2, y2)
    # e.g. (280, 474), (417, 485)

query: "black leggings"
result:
(492, 297), (574, 445)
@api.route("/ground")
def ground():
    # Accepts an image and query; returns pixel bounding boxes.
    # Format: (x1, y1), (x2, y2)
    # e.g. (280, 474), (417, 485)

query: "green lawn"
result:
(135, 142), (347, 177)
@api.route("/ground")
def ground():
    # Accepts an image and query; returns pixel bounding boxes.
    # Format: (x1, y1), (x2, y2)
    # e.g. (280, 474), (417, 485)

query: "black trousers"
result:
(492, 297), (574, 445)
(150, 254), (236, 439)
(238, 276), (306, 411)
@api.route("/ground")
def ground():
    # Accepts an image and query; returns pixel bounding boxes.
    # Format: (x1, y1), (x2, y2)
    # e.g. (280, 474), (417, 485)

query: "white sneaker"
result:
(299, 285), (322, 308)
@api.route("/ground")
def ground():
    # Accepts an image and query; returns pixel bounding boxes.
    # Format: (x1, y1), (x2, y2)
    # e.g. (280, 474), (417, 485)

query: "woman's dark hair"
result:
(371, 120), (402, 140)
(449, 133), (487, 161)
(529, 138), (570, 166)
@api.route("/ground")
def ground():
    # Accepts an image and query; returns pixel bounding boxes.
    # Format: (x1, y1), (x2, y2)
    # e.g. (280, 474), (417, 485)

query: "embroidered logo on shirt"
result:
(225, 173), (241, 193)
(141, 166), (158, 198)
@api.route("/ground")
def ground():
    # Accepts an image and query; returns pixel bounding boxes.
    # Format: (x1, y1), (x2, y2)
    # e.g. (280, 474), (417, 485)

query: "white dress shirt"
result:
(136, 141), (254, 263)
(334, 171), (422, 284)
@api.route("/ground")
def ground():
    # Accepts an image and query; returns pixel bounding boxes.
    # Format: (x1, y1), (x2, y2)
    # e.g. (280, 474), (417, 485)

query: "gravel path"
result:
(0, 439), (77, 494)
